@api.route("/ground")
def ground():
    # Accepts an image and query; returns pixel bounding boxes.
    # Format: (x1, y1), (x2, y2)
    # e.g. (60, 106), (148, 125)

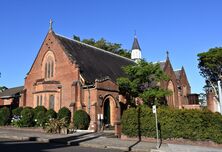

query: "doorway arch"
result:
(103, 98), (110, 125)
(102, 95), (120, 127)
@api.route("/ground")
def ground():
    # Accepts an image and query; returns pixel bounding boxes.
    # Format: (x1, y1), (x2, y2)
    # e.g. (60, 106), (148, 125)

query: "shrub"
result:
(0, 107), (10, 126)
(34, 106), (47, 118)
(44, 118), (66, 134)
(121, 107), (222, 144)
(57, 107), (71, 126)
(12, 107), (23, 116)
(34, 106), (47, 127)
(35, 111), (47, 127)
(73, 110), (90, 130)
(46, 109), (57, 121)
(20, 107), (34, 127)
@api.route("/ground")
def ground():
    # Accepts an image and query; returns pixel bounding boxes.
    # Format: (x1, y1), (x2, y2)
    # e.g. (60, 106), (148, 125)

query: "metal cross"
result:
(166, 51), (169, 58)
(49, 18), (53, 31)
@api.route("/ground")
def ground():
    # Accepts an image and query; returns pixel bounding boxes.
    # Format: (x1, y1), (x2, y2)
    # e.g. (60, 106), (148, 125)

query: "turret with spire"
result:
(131, 32), (142, 62)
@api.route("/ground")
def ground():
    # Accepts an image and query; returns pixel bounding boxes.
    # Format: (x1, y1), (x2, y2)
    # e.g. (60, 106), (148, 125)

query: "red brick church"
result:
(1, 22), (198, 133)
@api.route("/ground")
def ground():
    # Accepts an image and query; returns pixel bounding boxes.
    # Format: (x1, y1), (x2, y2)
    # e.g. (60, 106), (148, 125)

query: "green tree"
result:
(73, 35), (131, 58)
(0, 86), (7, 92)
(197, 47), (222, 102)
(73, 35), (80, 41)
(117, 60), (171, 106)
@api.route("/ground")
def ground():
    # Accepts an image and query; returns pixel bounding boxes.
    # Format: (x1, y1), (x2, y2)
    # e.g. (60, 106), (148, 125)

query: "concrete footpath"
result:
(0, 127), (221, 152)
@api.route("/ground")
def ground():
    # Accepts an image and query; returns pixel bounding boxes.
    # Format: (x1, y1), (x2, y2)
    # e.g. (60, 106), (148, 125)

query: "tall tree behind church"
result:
(73, 35), (131, 58)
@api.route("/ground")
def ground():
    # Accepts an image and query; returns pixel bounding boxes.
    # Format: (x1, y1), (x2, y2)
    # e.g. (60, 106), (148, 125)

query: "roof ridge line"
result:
(153, 60), (166, 64)
(55, 33), (134, 62)
(9, 86), (24, 88)
(174, 69), (182, 71)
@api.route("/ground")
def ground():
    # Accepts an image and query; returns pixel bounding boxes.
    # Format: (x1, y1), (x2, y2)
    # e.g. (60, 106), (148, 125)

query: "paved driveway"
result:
(0, 138), (123, 152)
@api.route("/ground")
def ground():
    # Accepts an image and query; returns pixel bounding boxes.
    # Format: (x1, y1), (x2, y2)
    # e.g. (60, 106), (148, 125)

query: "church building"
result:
(17, 21), (198, 134)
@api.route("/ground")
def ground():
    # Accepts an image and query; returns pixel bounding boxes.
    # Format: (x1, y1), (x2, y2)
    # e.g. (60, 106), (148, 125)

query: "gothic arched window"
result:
(43, 51), (55, 79)
(49, 95), (55, 110)
(167, 80), (175, 107)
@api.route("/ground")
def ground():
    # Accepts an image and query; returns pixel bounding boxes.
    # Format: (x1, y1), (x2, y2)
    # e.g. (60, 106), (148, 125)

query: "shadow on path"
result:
(128, 107), (141, 151)
(0, 132), (103, 152)
(49, 132), (103, 145)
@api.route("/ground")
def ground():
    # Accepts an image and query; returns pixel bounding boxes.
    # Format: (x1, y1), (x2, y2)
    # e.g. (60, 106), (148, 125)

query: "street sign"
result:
(152, 105), (156, 113)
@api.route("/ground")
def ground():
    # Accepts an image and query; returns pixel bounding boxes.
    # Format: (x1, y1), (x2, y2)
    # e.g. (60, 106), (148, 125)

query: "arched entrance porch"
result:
(102, 95), (120, 130)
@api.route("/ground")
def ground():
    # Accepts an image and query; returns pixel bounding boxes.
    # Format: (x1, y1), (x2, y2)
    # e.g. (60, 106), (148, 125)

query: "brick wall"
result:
(22, 31), (80, 112)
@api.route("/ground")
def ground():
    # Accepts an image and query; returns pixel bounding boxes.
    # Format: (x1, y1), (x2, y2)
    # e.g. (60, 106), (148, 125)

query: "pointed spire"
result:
(49, 18), (53, 32)
(132, 33), (141, 50)
(166, 50), (169, 60)
(131, 31), (142, 61)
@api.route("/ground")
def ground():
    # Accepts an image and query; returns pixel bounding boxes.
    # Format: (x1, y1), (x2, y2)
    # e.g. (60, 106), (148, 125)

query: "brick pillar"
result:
(178, 92), (182, 109)
(89, 104), (97, 132)
(207, 91), (216, 112)
(114, 102), (121, 137)
(115, 121), (121, 138)
(19, 89), (26, 107)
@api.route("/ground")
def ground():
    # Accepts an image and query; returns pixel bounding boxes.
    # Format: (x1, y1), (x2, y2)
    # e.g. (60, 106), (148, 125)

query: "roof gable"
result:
(174, 67), (190, 88)
(27, 31), (55, 75)
(174, 70), (182, 80)
(0, 86), (24, 98)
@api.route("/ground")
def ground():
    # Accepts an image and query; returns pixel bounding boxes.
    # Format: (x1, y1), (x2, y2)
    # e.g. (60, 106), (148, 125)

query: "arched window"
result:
(43, 51), (55, 79)
(51, 61), (54, 77)
(36, 95), (39, 106)
(49, 95), (55, 110)
(167, 80), (175, 107)
(40, 95), (43, 106)
(183, 86), (187, 96)
(45, 63), (47, 78)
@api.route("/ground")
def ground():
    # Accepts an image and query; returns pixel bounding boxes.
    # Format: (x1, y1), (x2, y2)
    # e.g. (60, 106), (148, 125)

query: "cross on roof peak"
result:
(166, 51), (169, 60)
(49, 18), (53, 31)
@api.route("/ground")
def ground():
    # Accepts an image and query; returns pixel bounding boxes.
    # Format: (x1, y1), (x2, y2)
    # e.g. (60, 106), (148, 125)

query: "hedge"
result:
(121, 106), (222, 143)
(73, 110), (90, 129)
(0, 107), (11, 126)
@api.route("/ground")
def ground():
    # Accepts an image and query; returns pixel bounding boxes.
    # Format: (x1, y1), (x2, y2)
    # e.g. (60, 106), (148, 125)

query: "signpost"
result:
(97, 114), (104, 132)
(152, 105), (159, 149)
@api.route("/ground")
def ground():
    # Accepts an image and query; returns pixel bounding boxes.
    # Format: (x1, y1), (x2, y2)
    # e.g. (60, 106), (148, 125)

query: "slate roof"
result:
(132, 36), (141, 50)
(174, 70), (181, 80)
(56, 34), (135, 83)
(0, 86), (24, 99)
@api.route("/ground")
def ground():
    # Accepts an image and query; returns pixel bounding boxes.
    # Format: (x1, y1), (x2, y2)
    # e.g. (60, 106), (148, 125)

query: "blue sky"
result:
(0, 0), (222, 94)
